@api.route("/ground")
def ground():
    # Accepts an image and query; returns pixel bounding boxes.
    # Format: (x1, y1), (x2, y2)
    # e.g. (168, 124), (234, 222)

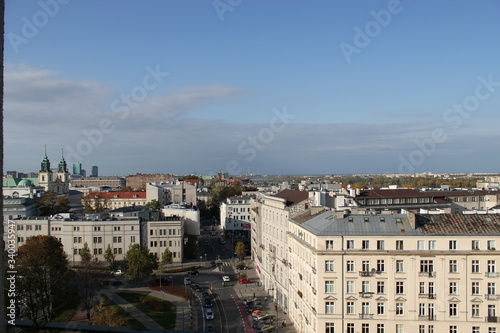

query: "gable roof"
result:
(273, 189), (309, 206)
(83, 191), (146, 199)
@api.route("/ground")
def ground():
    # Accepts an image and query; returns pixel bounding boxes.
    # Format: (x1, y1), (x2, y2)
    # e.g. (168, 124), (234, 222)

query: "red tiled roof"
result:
(83, 191), (146, 199)
(182, 179), (200, 185)
(273, 190), (309, 206)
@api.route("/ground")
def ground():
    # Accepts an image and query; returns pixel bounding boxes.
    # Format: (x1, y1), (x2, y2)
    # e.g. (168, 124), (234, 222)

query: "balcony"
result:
(485, 294), (500, 301)
(485, 272), (500, 278)
(359, 292), (374, 298)
(359, 270), (375, 277)
(486, 316), (500, 323)
(419, 315), (436, 321)
(358, 314), (374, 319)
(419, 271), (436, 277)
(419, 293), (436, 299)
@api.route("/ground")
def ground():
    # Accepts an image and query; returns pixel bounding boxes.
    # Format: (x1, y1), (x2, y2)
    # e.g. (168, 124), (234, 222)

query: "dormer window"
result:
(133, 194), (138, 198)
(114, 194), (119, 198)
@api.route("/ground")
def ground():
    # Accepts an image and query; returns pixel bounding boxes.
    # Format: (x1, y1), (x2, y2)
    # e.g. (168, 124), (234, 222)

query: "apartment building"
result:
(252, 190), (500, 333)
(220, 195), (253, 237)
(82, 191), (147, 210)
(5, 214), (186, 264)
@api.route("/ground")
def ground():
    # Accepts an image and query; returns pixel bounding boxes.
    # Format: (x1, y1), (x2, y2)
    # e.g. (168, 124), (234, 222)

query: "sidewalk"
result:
(232, 264), (296, 333)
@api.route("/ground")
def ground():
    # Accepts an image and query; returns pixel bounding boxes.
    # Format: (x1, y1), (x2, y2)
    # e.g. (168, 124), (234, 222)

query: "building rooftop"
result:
(273, 189), (309, 207)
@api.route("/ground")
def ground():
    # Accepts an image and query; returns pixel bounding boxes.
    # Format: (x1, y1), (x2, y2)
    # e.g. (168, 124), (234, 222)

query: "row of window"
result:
(327, 239), (496, 251)
(323, 259), (497, 274)
(150, 240), (180, 248)
(73, 247), (122, 255)
(17, 224), (42, 231)
(324, 301), (497, 318)
(150, 228), (180, 236)
(326, 324), (497, 333)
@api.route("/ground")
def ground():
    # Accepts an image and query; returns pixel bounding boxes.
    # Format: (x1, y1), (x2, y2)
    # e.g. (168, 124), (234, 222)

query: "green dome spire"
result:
(40, 145), (51, 172)
(58, 148), (68, 173)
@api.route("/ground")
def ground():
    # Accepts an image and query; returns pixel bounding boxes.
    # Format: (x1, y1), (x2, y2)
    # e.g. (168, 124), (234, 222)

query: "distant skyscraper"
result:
(91, 166), (98, 177)
(73, 163), (82, 176)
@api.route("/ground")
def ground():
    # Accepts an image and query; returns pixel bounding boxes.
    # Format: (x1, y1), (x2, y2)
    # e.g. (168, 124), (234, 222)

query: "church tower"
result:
(38, 146), (52, 191)
(56, 149), (70, 193)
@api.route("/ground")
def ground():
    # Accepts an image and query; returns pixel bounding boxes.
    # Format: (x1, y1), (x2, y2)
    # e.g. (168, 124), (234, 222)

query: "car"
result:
(209, 260), (216, 267)
(252, 309), (265, 317)
(238, 278), (252, 284)
(237, 264), (249, 270)
(259, 324), (275, 332)
(205, 308), (214, 320)
(206, 324), (215, 331)
(113, 269), (123, 276)
(202, 291), (211, 299)
(220, 238), (226, 244)
(204, 299), (213, 307)
(195, 285), (204, 292)
(188, 269), (199, 275)
(222, 275), (230, 282)
(184, 277), (192, 285)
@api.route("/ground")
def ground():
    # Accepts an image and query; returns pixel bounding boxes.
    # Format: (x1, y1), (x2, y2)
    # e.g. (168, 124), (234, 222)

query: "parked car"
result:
(237, 264), (249, 270)
(205, 308), (214, 320)
(184, 277), (192, 285)
(112, 269), (123, 276)
(222, 275), (230, 282)
(188, 269), (199, 275)
(204, 298), (213, 307)
(238, 278), (252, 284)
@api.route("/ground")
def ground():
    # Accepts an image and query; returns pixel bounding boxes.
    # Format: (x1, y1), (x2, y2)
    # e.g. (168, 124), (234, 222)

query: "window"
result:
(449, 240), (457, 250)
(487, 282), (496, 296)
(472, 282), (480, 295)
(472, 240), (480, 250)
(429, 240), (436, 250)
(362, 240), (369, 250)
(396, 260), (404, 272)
(418, 240), (425, 250)
(396, 281), (404, 294)
(396, 303), (404, 315)
(325, 260), (335, 272)
(73, 226), (80, 231)
(396, 240), (404, 250)
(472, 260), (480, 273)
(362, 281), (370, 293)
(377, 240), (385, 250)
(449, 260), (458, 273)
(420, 326), (426, 333)
(419, 282), (425, 294)
(347, 240), (354, 249)
(429, 325), (434, 333)
(450, 327), (457, 333)
(362, 260), (370, 272)
(420, 260), (434, 273)
(362, 323), (369, 333)
(377, 260), (385, 272)
(377, 324), (385, 333)
(377, 281), (385, 294)
(347, 260), (355, 272)
(396, 324), (403, 333)
(347, 281), (355, 293)
(419, 303), (426, 316)
(94, 226), (101, 231)
(488, 304), (496, 317)
(362, 302), (370, 315)
(326, 240), (334, 250)
(489, 328), (497, 333)
(449, 303), (457, 317)
(488, 260), (496, 273)
(114, 226), (121, 231)
(347, 302), (354, 314)
(326, 323), (335, 333)
(472, 304), (480, 317)
(377, 302), (385, 315)
(449, 282), (457, 295)
(325, 301), (334, 314)
(113, 236), (122, 243)
(347, 323), (354, 333)
(325, 281), (335, 293)
(131, 236), (136, 243)
(472, 327), (480, 333)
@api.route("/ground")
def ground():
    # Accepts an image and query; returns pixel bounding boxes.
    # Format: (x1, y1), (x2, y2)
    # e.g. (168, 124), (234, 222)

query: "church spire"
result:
(40, 145), (51, 172)
(57, 148), (68, 173)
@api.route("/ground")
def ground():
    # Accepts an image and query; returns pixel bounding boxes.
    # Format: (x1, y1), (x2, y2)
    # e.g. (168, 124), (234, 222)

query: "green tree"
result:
(145, 199), (161, 211)
(75, 242), (98, 321)
(17, 235), (70, 325)
(235, 241), (246, 261)
(36, 192), (70, 216)
(161, 247), (173, 265)
(123, 244), (158, 281)
(80, 242), (92, 266)
(104, 244), (117, 271)
(82, 196), (109, 214)
(91, 297), (127, 327)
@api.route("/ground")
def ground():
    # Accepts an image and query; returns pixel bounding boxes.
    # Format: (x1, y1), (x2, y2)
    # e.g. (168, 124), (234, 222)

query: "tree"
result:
(17, 235), (70, 325)
(123, 244), (158, 281)
(161, 247), (173, 265)
(91, 297), (127, 327)
(104, 244), (118, 272)
(235, 241), (246, 261)
(36, 192), (70, 216)
(82, 196), (109, 214)
(75, 242), (98, 321)
(80, 242), (92, 265)
(145, 199), (161, 211)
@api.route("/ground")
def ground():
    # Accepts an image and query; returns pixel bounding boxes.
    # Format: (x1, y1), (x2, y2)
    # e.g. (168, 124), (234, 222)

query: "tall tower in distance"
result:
(38, 145), (52, 190)
(91, 166), (99, 177)
(72, 162), (82, 176)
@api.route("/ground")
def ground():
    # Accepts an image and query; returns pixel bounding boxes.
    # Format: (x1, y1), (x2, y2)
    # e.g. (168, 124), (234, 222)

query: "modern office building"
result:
(73, 162), (82, 176)
(91, 166), (99, 177)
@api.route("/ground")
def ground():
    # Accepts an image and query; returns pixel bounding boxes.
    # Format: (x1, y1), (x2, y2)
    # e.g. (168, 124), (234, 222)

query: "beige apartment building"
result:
(251, 190), (500, 333)
(81, 191), (147, 210)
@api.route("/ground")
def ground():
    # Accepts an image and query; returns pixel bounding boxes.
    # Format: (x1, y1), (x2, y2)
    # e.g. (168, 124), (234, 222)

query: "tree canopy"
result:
(17, 235), (70, 324)
(235, 241), (246, 261)
(36, 192), (70, 216)
(123, 244), (158, 281)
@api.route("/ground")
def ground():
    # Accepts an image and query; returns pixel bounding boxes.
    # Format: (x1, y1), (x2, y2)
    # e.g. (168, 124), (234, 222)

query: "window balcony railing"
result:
(419, 315), (435, 321)
(419, 271), (436, 277)
(359, 271), (375, 277)
(484, 294), (500, 301)
(419, 293), (436, 299)
(358, 314), (374, 319)
(359, 292), (374, 298)
(485, 272), (500, 278)
(486, 316), (500, 323)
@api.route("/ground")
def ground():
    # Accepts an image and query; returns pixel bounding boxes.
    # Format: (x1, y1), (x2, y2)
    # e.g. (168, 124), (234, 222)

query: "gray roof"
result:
(293, 211), (417, 236)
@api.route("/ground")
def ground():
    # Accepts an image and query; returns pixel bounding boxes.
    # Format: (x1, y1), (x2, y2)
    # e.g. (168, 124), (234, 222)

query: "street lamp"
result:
(204, 253), (207, 266)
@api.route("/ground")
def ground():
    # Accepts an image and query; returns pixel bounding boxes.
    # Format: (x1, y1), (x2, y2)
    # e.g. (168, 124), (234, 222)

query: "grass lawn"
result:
(52, 296), (81, 323)
(109, 302), (147, 329)
(117, 292), (176, 330)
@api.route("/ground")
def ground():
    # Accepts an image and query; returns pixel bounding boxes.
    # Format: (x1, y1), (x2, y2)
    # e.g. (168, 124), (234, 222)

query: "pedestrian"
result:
(282, 319), (286, 327)
(264, 297), (267, 303)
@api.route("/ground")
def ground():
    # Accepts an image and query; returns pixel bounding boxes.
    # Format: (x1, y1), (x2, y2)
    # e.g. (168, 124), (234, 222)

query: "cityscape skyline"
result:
(4, 1), (500, 176)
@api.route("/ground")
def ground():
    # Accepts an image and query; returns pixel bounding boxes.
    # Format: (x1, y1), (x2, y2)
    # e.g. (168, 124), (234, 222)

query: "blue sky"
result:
(4, 0), (500, 176)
